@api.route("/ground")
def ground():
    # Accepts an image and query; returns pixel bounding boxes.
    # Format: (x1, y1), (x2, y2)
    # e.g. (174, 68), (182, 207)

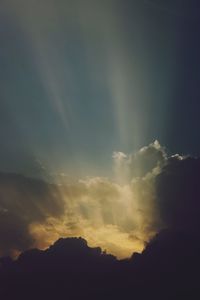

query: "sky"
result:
(1, 0), (200, 179)
(0, 0), (200, 258)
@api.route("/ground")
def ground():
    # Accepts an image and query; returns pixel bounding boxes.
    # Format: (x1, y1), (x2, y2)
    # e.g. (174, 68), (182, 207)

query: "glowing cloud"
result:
(0, 141), (190, 259)
(30, 141), (167, 258)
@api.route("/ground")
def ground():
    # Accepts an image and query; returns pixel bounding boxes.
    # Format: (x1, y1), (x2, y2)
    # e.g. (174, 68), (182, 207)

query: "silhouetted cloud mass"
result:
(1, 150), (200, 298)
(2, 142), (200, 300)
(156, 156), (200, 233)
(1, 231), (200, 299)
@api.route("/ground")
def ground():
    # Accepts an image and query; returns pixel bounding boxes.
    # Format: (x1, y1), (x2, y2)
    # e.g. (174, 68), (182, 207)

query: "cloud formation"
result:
(156, 155), (200, 233)
(30, 141), (168, 258)
(1, 141), (199, 259)
(0, 173), (65, 256)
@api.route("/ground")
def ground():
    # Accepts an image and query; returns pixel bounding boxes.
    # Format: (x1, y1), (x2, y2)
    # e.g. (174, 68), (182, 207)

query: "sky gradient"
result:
(1, 0), (200, 179)
(1, 0), (200, 258)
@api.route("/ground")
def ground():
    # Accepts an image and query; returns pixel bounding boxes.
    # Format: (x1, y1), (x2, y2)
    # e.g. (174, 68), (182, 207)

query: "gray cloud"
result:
(0, 173), (65, 256)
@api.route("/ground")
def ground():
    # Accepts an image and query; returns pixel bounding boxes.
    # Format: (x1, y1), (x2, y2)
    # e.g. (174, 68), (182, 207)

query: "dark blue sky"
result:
(1, 0), (200, 179)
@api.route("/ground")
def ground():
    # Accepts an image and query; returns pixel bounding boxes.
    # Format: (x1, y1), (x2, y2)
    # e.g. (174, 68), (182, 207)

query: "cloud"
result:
(30, 177), (146, 258)
(0, 168), (152, 258)
(113, 140), (167, 182)
(0, 173), (65, 256)
(30, 141), (167, 258)
(1, 141), (198, 259)
(156, 155), (200, 233)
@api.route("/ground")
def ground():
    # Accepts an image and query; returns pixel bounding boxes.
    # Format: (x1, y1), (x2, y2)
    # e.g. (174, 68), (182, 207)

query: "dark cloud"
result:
(156, 156), (200, 233)
(1, 232), (200, 299)
(0, 172), (65, 256)
(1, 148), (200, 298)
